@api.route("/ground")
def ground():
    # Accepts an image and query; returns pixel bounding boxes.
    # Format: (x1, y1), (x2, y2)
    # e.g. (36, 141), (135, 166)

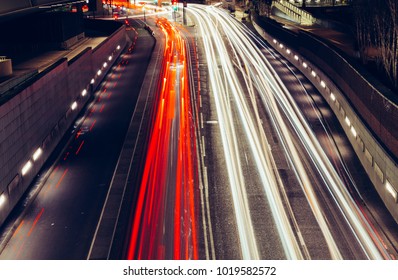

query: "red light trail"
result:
(127, 18), (199, 260)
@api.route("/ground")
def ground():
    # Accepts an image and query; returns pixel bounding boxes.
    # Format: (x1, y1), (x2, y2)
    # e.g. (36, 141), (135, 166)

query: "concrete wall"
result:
(90, 25), (127, 90)
(252, 16), (398, 223)
(297, 32), (398, 160)
(0, 0), (31, 14)
(258, 15), (398, 161)
(0, 26), (126, 226)
(0, 1), (82, 15)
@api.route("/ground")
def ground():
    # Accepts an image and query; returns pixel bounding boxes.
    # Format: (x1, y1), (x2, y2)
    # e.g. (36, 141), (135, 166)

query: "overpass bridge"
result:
(0, 0), (104, 22)
(1, 1), (86, 15)
(0, 0), (86, 15)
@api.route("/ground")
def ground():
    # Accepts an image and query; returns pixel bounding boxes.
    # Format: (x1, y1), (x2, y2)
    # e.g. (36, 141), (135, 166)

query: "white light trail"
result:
(188, 4), (387, 260)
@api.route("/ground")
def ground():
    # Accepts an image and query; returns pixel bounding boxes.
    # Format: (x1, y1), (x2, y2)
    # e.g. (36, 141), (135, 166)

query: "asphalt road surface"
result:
(1, 7), (397, 260)
(184, 5), (398, 260)
(0, 21), (155, 259)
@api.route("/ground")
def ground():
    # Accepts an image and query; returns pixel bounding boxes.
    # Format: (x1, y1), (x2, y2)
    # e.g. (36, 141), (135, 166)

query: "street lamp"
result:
(172, 0), (177, 22)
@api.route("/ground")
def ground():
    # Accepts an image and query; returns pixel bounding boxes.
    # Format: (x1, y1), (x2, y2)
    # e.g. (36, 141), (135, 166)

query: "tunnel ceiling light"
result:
(294, 55), (299, 60)
(32, 147), (43, 161)
(21, 161), (33, 176)
(273, 39), (277, 44)
(279, 43), (284, 48)
(109, 55), (112, 61)
(330, 92), (336, 101)
(91, 78), (95, 84)
(82, 89), (87, 97)
(97, 69), (102, 76)
(303, 62), (308, 68)
(386, 180), (397, 201)
(311, 70), (316, 77)
(320, 81), (326, 88)
(103, 62), (107, 68)
(286, 49), (291, 54)
(117, 45), (121, 50)
(71, 101), (78, 111)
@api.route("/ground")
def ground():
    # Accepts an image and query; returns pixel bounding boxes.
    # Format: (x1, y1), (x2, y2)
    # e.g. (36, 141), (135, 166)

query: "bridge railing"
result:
(274, 0), (316, 25)
(273, 1), (302, 23)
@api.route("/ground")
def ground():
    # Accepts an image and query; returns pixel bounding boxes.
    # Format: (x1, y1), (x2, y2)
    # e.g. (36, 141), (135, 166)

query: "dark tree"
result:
(353, 0), (398, 90)
(250, 0), (273, 16)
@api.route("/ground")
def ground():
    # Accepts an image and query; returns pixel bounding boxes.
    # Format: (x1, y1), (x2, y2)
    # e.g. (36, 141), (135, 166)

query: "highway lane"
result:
(244, 18), (398, 259)
(127, 18), (199, 260)
(186, 5), (396, 259)
(187, 6), (294, 259)
(0, 23), (155, 259)
(258, 30), (398, 259)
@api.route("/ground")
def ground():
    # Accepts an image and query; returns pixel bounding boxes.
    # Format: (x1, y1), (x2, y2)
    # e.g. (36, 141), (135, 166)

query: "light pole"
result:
(172, 1), (177, 22)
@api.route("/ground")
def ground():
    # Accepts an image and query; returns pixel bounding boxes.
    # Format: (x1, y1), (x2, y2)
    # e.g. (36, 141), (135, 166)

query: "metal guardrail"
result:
(289, 0), (351, 7)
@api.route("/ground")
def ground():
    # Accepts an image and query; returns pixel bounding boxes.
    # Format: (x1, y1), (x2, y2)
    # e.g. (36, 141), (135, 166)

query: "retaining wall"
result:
(253, 15), (398, 223)
(0, 25), (126, 226)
